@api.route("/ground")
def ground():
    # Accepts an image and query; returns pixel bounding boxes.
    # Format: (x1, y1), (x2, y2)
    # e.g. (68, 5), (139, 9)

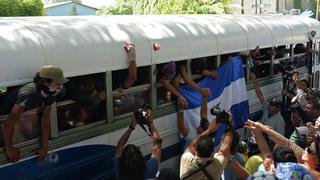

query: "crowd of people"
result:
(115, 44), (320, 179)
(1, 41), (320, 180)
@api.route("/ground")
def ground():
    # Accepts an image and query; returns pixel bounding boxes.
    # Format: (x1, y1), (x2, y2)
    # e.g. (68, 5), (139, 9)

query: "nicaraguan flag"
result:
(179, 55), (249, 145)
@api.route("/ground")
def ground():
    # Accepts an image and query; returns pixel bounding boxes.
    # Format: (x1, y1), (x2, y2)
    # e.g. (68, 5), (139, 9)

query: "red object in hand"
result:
(153, 43), (160, 51)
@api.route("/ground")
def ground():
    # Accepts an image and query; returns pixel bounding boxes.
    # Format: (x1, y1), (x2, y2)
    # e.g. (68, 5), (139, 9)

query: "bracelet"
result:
(129, 124), (135, 130)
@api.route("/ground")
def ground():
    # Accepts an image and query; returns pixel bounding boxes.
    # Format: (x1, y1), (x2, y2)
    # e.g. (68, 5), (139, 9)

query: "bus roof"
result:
(0, 15), (319, 87)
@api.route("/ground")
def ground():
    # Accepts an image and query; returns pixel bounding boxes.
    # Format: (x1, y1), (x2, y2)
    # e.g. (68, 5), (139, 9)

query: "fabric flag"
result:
(179, 55), (249, 145)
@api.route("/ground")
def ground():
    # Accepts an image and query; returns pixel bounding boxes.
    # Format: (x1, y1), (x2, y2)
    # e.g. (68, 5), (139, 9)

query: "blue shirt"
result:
(114, 157), (158, 179)
(275, 162), (314, 180)
(223, 152), (245, 180)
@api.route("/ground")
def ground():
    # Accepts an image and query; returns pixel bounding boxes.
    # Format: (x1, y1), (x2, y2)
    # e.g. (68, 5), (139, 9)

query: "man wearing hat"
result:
(3, 65), (68, 163)
(251, 72), (285, 136)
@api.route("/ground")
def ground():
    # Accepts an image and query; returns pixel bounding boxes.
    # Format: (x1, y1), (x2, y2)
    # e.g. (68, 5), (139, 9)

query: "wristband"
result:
(154, 138), (163, 145)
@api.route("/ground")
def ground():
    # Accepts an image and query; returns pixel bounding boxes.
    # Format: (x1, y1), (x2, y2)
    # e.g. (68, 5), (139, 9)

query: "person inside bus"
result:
(250, 72), (285, 136)
(157, 61), (211, 108)
(113, 41), (137, 91)
(113, 109), (161, 180)
(2, 65), (68, 162)
(179, 113), (234, 180)
(191, 57), (218, 80)
(69, 76), (106, 126)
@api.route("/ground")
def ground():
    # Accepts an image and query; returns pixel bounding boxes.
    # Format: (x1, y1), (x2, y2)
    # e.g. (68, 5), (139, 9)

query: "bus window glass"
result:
(0, 109), (42, 146)
(57, 73), (106, 131)
(292, 54), (307, 68)
(251, 48), (272, 78)
(220, 53), (238, 66)
(191, 56), (217, 82)
(156, 61), (187, 106)
(0, 86), (42, 145)
(273, 45), (291, 75)
(315, 71), (320, 89)
(112, 66), (150, 116)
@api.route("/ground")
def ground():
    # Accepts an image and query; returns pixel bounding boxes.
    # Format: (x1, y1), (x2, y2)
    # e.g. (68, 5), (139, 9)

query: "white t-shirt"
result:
(260, 101), (285, 136)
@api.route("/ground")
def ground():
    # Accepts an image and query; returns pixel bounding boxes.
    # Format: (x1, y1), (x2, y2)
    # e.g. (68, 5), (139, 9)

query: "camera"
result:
(275, 59), (295, 80)
(134, 107), (153, 136)
(210, 106), (230, 124)
(134, 108), (148, 125)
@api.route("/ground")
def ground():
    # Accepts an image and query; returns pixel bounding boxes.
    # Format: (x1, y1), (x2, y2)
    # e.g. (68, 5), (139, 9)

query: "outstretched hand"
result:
(124, 41), (136, 62)
(244, 119), (264, 132)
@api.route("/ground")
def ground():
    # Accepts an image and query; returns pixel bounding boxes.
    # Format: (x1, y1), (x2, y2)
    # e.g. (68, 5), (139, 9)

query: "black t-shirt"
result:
(0, 83), (56, 114)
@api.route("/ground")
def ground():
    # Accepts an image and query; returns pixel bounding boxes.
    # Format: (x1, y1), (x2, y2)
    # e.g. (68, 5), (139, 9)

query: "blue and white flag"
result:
(179, 55), (249, 144)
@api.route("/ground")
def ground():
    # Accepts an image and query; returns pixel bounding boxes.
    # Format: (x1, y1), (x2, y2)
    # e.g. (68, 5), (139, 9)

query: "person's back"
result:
(180, 150), (227, 180)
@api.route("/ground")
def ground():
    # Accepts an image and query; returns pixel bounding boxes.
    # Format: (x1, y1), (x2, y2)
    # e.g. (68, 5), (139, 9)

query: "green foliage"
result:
(313, 0), (319, 19)
(97, 0), (134, 15)
(294, 0), (302, 11)
(70, 2), (78, 15)
(98, 0), (232, 15)
(0, 0), (44, 16)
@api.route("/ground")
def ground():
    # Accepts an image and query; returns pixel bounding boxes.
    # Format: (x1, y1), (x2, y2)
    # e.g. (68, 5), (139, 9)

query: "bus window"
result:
(57, 73), (106, 131)
(292, 54), (307, 68)
(156, 61), (187, 106)
(112, 66), (150, 117)
(273, 46), (291, 75)
(315, 71), (320, 89)
(0, 109), (42, 147)
(292, 43), (308, 69)
(251, 48), (272, 78)
(220, 53), (238, 66)
(191, 56), (217, 82)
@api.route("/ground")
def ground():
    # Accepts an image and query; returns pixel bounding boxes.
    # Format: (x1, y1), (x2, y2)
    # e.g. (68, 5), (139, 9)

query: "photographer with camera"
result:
(113, 109), (162, 180)
(179, 110), (234, 180)
(251, 72), (285, 136)
(177, 93), (210, 150)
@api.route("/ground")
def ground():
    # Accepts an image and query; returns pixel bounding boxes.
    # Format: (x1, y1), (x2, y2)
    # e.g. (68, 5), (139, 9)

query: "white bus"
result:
(0, 14), (319, 179)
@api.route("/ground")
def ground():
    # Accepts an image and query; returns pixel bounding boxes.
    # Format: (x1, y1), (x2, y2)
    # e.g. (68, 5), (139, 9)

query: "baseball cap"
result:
(39, 65), (68, 84)
(268, 98), (281, 108)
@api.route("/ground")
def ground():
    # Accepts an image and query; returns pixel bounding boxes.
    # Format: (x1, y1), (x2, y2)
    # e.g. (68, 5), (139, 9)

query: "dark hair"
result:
(119, 144), (145, 179)
(157, 168), (179, 180)
(306, 100), (320, 115)
(272, 146), (297, 166)
(196, 135), (214, 158)
(230, 130), (240, 155)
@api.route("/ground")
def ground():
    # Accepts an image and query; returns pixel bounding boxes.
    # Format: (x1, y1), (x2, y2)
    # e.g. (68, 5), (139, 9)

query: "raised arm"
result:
(114, 114), (137, 159)
(4, 104), (24, 163)
(177, 110), (189, 137)
(180, 65), (211, 97)
(245, 120), (304, 163)
(123, 41), (137, 89)
(250, 72), (264, 104)
(200, 95), (208, 119)
(159, 78), (188, 108)
(187, 118), (218, 154)
(146, 110), (162, 165)
(247, 120), (272, 159)
(230, 160), (250, 180)
(37, 105), (52, 161)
